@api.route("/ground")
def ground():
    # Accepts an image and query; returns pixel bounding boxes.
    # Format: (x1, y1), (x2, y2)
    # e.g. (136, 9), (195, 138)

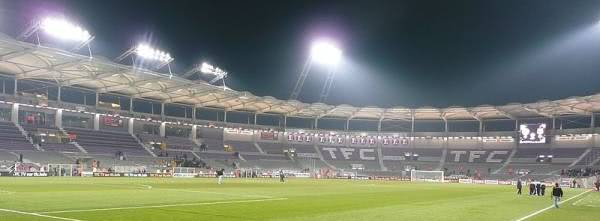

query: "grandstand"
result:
(0, 9), (599, 221)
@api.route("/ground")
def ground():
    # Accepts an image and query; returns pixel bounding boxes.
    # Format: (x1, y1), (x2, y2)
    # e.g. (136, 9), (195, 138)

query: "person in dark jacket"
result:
(540, 183), (546, 196)
(529, 181), (536, 195)
(552, 183), (563, 208)
(279, 170), (285, 183)
(535, 182), (541, 196)
(216, 169), (225, 184)
(516, 180), (523, 195)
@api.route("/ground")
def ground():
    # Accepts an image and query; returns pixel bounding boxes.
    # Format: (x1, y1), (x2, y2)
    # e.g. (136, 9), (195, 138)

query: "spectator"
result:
(529, 180), (535, 195)
(541, 183), (546, 196)
(551, 183), (563, 208)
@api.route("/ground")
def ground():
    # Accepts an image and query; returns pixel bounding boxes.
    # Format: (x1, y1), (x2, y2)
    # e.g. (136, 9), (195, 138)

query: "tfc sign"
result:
(449, 150), (509, 163)
(322, 147), (377, 160)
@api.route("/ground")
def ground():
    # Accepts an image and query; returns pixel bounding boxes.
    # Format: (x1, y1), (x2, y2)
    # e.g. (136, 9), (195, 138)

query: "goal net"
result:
(410, 170), (444, 182)
(173, 167), (199, 178)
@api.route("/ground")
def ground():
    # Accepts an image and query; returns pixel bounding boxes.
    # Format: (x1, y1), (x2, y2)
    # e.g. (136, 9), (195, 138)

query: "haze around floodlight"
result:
(40, 17), (91, 42)
(310, 40), (342, 66)
(135, 44), (172, 62)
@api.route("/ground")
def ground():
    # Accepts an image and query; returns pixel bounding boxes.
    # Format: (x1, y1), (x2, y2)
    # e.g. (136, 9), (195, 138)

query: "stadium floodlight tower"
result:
(18, 16), (95, 57)
(115, 43), (174, 77)
(183, 62), (228, 88)
(289, 39), (342, 102)
(200, 62), (228, 88)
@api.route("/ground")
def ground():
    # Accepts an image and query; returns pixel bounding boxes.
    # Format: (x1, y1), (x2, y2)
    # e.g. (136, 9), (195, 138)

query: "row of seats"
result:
(65, 128), (150, 156)
(0, 121), (34, 151)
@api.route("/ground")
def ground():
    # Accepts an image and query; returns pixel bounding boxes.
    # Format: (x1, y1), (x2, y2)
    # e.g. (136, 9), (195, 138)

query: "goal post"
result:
(410, 170), (444, 182)
(172, 167), (199, 178)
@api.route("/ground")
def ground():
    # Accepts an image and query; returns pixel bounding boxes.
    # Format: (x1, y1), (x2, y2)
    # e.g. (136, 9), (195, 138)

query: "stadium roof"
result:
(0, 34), (599, 121)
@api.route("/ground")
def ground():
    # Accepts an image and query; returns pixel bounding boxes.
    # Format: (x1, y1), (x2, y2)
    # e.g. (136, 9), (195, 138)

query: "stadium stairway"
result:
(16, 123), (42, 151)
(568, 147), (592, 168)
(0, 121), (37, 151)
(493, 148), (517, 174)
(437, 148), (447, 171)
(254, 142), (265, 154)
(132, 134), (157, 157)
(313, 144), (336, 169)
(377, 146), (387, 171)
(59, 127), (88, 153)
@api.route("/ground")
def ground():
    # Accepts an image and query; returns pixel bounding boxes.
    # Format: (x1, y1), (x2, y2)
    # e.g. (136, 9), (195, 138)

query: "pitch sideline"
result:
(37, 197), (288, 214)
(0, 208), (84, 221)
(514, 189), (592, 221)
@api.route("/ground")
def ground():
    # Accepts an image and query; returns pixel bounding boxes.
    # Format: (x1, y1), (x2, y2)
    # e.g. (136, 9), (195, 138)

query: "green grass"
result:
(0, 177), (597, 221)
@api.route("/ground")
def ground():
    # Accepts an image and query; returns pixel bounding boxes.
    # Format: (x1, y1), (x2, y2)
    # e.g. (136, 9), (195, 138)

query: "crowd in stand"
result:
(562, 168), (600, 177)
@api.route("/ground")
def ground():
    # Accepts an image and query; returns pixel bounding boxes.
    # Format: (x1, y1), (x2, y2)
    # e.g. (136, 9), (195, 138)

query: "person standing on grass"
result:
(595, 179), (600, 191)
(529, 180), (536, 195)
(535, 181), (541, 196)
(516, 179), (523, 195)
(540, 182), (546, 196)
(279, 170), (285, 183)
(216, 168), (225, 184)
(551, 183), (563, 208)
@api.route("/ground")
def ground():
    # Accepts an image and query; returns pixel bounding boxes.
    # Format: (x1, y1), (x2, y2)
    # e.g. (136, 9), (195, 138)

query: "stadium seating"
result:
(319, 145), (382, 171)
(65, 128), (150, 156)
(19, 124), (81, 152)
(291, 143), (317, 153)
(224, 140), (260, 153)
(382, 147), (443, 162)
(0, 121), (35, 151)
(0, 150), (17, 162)
(257, 142), (284, 154)
(238, 153), (295, 169)
(139, 133), (198, 150)
(17, 151), (73, 165)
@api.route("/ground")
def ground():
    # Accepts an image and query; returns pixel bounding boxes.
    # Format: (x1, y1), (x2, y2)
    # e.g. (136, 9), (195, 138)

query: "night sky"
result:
(1, 0), (600, 108)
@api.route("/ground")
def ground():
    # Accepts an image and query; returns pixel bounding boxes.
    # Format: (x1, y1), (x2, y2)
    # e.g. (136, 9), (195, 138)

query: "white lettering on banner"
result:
(340, 148), (355, 160)
(469, 151), (485, 162)
(450, 150), (509, 163)
(451, 151), (467, 162)
(359, 149), (375, 160)
(320, 147), (377, 160)
(487, 151), (508, 163)
(322, 148), (337, 159)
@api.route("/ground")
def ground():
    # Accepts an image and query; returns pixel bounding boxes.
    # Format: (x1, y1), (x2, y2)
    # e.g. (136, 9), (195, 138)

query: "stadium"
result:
(1, 1), (600, 221)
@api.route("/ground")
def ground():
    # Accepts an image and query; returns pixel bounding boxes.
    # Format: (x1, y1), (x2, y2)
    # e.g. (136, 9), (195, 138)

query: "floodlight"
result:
(310, 40), (342, 66)
(134, 44), (172, 62)
(40, 17), (92, 42)
(200, 62), (227, 76)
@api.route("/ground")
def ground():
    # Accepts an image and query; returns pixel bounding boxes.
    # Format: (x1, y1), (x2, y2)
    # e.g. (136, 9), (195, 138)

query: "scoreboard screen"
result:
(519, 123), (547, 144)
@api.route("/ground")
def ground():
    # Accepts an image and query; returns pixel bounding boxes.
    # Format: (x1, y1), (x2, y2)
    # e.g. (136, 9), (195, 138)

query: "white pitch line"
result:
(571, 195), (587, 206)
(156, 188), (276, 199)
(0, 208), (84, 221)
(514, 189), (592, 221)
(38, 197), (288, 214)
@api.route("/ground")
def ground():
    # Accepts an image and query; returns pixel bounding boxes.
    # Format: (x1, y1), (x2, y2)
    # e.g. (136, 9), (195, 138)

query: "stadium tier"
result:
(257, 142), (285, 154)
(65, 128), (151, 157)
(139, 133), (198, 150)
(0, 121), (35, 151)
(0, 102), (599, 179)
(224, 140), (260, 153)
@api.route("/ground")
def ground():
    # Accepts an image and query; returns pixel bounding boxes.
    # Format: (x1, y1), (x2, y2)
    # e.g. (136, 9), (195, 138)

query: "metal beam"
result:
(522, 106), (553, 118)
(16, 59), (88, 79)
(97, 77), (162, 93)
(494, 107), (517, 120)
(0, 48), (35, 61)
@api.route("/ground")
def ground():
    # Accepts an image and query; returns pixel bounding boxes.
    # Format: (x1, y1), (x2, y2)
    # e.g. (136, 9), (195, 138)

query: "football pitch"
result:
(0, 177), (598, 221)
